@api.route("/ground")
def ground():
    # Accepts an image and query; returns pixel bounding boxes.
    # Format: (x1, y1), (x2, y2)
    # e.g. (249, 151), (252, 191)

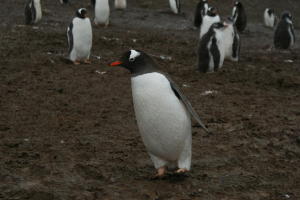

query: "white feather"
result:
(94, 0), (110, 26)
(264, 9), (275, 28)
(199, 15), (221, 39)
(129, 50), (141, 60)
(33, 0), (42, 23)
(131, 72), (191, 169)
(169, 0), (179, 14)
(114, 0), (126, 9)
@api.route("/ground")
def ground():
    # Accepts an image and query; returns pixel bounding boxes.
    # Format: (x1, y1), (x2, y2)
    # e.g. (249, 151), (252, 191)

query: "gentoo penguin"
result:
(67, 8), (93, 65)
(169, 0), (181, 14)
(197, 22), (228, 73)
(94, 0), (110, 26)
(24, 0), (42, 25)
(115, 0), (126, 10)
(232, 1), (247, 32)
(59, 0), (68, 4)
(199, 7), (221, 39)
(223, 18), (240, 62)
(194, 0), (208, 28)
(274, 11), (295, 49)
(264, 8), (276, 28)
(110, 50), (208, 177)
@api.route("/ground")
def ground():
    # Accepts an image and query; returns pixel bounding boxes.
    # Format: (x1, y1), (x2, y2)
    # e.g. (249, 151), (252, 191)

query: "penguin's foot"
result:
(152, 166), (167, 179)
(84, 59), (91, 64)
(176, 168), (188, 174)
(73, 60), (81, 65)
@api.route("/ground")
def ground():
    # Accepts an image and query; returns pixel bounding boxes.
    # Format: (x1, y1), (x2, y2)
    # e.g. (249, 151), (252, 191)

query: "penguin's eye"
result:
(129, 57), (135, 62)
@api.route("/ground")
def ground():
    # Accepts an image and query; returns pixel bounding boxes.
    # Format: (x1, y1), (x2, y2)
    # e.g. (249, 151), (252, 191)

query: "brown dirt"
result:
(0, 0), (300, 200)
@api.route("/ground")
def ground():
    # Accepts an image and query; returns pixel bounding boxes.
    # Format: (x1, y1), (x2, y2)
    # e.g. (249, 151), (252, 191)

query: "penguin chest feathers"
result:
(131, 72), (191, 160)
(72, 18), (92, 51)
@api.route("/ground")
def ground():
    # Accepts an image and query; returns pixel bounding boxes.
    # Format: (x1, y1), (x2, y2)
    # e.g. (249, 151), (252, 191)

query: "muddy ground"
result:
(0, 0), (300, 199)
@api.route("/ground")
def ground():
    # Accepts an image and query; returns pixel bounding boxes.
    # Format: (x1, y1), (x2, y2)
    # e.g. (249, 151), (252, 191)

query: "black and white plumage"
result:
(264, 8), (276, 28)
(67, 8), (93, 64)
(59, 0), (68, 4)
(274, 11), (295, 49)
(169, 0), (181, 14)
(197, 22), (228, 73)
(25, 0), (42, 25)
(199, 7), (221, 39)
(110, 50), (208, 177)
(115, 0), (126, 10)
(232, 1), (247, 32)
(194, 0), (209, 28)
(94, 0), (110, 26)
(223, 18), (240, 62)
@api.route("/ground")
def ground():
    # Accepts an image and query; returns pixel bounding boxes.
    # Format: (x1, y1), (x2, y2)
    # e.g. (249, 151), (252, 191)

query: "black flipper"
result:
(210, 37), (220, 71)
(167, 76), (209, 133)
(91, 0), (96, 8)
(67, 22), (74, 54)
(176, 0), (181, 13)
(25, 0), (33, 25)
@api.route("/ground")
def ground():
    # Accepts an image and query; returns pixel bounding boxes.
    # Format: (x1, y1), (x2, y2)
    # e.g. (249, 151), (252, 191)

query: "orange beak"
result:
(110, 61), (122, 66)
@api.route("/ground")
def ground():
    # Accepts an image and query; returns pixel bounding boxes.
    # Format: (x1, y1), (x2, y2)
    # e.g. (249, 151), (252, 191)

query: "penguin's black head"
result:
(267, 8), (274, 15)
(234, 1), (242, 7)
(110, 50), (157, 75)
(281, 11), (292, 20)
(76, 8), (87, 19)
(207, 7), (218, 16)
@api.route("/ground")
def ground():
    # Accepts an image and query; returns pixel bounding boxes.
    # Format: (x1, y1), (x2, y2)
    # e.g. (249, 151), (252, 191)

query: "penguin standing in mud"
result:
(94, 0), (110, 26)
(59, 0), (68, 4)
(67, 8), (93, 65)
(110, 50), (208, 177)
(169, 0), (181, 14)
(199, 7), (221, 39)
(25, 0), (42, 25)
(274, 11), (295, 49)
(232, 1), (247, 32)
(197, 22), (228, 73)
(264, 8), (276, 28)
(115, 0), (126, 10)
(194, 0), (209, 28)
(223, 17), (240, 62)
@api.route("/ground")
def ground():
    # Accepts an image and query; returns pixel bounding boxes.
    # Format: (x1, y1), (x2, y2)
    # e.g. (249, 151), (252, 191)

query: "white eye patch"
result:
(129, 50), (141, 61)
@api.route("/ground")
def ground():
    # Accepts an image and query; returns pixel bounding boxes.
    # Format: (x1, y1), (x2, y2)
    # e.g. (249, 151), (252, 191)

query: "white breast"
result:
(169, 0), (179, 14)
(94, 0), (110, 25)
(264, 9), (275, 28)
(33, 0), (42, 23)
(131, 72), (191, 161)
(72, 18), (93, 59)
(114, 0), (126, 9)
(222, 24), (234, 59)
(214, 29), (225, 67)
(200, 15), (221, 39)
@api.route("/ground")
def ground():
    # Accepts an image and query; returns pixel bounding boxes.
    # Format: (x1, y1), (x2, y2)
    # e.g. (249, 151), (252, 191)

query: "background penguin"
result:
(110, 50), (208, 177)
(67, 8), (93, 65)
(264, 8), (276, 28)
(59, 0), (68, 4)
(94, 0), (110, 26)
(169, 0), (181, 14)
(223, 17), (240, 62)
(197, 22), (228, 73)
(199, 7), (221, 39)
(274, 11), (295, 49)
(232, 1), (247, 32)
(194, 0), (209, 28)
(115, 0), (126, 10)
(25, 0), (42, 25)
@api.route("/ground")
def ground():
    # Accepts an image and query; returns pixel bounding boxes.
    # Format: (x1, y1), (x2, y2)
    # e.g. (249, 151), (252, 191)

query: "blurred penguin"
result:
(25, 0), (42, 25)
(264, 8), (276, 28)
(169, 0), (181, 14)
(194, 0), (209, 28)
(232, 1), (247, 32)
(115, 0), (126, 10)
(67, 8), (93, 65)
(274, 11), (295, 49)
(197, 22), (228, 73)
(223, 17), (240, 62)
(199, 7), (220, 39)
(59, 0), (68, 4)
(94, 0), (110, 26)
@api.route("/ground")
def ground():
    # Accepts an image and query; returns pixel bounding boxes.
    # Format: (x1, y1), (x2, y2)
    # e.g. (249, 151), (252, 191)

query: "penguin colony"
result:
(23, 0), (297, 177)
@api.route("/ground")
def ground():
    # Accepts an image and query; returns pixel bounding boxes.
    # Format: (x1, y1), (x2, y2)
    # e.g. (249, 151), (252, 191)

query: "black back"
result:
(232, 2), (247, 32)
(274, 12), (295, 49)
(194, 0), (208, 28)
(67, 22), (74, 54)
(24, 0), (36, 25)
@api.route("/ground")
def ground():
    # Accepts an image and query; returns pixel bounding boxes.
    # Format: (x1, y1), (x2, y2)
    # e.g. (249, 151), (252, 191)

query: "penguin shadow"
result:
(149, 172), (189, 182)
(157, 9), (186, 17)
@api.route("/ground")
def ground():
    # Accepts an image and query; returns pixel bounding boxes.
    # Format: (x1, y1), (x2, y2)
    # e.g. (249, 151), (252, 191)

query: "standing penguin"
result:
(199, 7), (221, 39)
(232, 1), (247, 32)
(67, 8), (93, 65)
(59, 0), (68, 4)
(194, 0), (209, 28)
(169, 0), (181, 14)
(223, 18), (240, 62)
(115, 0), (126, 10)
(197, 22), (228, 73)
(264, 8), (276, 28)
(274, 11), (295, 49)
(110, 50), (208, 177)
(25, 0), (42, 25)
(94, 0), (110, 26)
